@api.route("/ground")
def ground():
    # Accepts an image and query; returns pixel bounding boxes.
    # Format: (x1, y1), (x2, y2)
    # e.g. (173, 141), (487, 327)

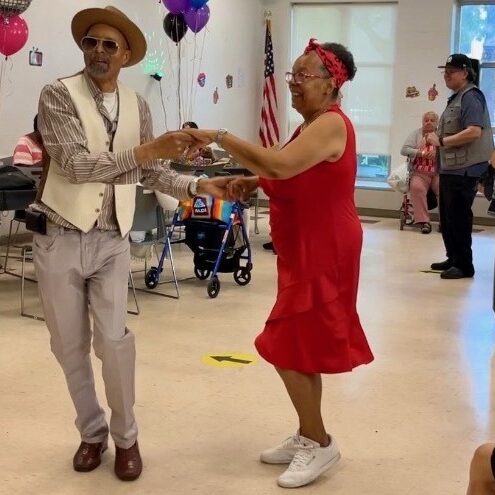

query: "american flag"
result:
(259, 21), (280, 148)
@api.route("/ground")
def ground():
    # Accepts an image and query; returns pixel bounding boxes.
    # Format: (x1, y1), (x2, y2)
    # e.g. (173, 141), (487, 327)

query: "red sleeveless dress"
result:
(255, 105), (374, 374)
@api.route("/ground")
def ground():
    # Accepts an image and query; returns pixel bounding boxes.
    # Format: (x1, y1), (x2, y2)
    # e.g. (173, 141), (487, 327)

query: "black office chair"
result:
(2, 165), (41, 275)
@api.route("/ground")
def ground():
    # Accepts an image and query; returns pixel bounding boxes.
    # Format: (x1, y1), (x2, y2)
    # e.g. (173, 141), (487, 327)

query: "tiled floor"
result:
(1, 216), (495, 495)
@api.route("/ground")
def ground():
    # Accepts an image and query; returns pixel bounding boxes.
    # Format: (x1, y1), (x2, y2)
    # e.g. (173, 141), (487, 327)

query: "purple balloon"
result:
(184, 5), (210, 33)
(162, 0), (189, 14)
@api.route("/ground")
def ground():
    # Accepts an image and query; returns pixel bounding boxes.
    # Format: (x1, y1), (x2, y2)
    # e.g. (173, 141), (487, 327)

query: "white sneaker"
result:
(277, 436), (341, 488)
(260, 431), (308, 464)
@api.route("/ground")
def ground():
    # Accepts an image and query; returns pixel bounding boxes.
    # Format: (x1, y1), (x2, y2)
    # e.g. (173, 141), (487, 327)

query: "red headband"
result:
(304, 38), (349, 89)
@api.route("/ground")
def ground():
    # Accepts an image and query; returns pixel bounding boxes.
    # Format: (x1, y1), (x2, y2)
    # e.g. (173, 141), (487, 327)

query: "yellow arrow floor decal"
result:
(202, 353), (257, 368)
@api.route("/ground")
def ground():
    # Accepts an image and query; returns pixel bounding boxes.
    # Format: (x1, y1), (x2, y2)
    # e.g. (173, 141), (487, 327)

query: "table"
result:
(169, 160), (253, 178)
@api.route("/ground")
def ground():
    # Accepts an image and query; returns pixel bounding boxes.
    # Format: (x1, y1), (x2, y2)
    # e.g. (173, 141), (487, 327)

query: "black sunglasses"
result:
(81, 36), (120, 55)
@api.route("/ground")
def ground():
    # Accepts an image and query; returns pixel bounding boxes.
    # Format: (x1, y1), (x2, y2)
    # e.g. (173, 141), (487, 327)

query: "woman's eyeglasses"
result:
(81, 36), (120, 55)
(285, 72), (329, 84)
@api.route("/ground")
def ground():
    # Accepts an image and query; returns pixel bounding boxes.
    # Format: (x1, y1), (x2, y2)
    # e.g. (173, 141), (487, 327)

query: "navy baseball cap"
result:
(438, 54), (473, 69)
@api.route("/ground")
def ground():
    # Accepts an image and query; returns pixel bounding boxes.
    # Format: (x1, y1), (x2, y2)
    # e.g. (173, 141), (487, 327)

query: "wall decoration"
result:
(428, 83), (438, 101)
(162, 0), (210, 35)
(142, 30), (167, 78)
(213, 87), (219, 104)
(162, 0), (188, 15)
(226, 74), (233, 89)
(0, 0), (32, 18)
(29, 47), (41, 66)
(191, 0), (208, 8)
(0, 13), (28, 57)
(160, 0), (211, 125)
(197, 72), (206, 87)
(184, 4), (210, 33)
(163, 12), (188, 43)
(405, 86), (420, 98)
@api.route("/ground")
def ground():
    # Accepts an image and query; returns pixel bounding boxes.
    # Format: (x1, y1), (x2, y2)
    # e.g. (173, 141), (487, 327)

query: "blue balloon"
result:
(190, 0), (208, 8)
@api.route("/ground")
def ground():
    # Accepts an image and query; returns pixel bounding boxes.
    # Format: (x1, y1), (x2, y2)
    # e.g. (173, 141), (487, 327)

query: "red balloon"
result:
(0, 14), (28, 57)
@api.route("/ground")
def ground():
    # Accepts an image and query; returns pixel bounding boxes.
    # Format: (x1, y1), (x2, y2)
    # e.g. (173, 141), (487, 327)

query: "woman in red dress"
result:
(183, 39), (374, 489)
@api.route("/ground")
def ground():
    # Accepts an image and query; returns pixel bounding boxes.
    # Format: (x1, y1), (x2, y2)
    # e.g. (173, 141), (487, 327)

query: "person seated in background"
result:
(13, 114), (44, 167)
(400, 111), (440, 234)
(466, 443), (495, 495)
(182, 121), (214, 161)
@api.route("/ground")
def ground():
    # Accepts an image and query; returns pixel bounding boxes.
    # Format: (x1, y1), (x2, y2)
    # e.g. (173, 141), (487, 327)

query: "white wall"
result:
(0, 0), (266, 235)
(1, 0), (492, 226)
(0, 0), (265, 156)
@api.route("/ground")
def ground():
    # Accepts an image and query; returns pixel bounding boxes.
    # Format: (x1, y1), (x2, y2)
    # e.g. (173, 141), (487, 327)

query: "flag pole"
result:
(264, 9), (272, 31)
(259, 8), (280, 149)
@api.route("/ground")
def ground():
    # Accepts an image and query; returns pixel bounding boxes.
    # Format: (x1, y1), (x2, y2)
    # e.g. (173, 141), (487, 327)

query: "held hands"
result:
(225, 177), (258, 202)
(181, 128), (216, 149)
(144, 129), (216, 162)
(197, 176), (236, 200)
(195, 176), (257, 201)
(153, 131), (196, 159)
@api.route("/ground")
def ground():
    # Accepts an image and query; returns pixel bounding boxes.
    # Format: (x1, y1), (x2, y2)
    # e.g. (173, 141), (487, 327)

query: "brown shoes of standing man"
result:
(73, 440), (142, 481)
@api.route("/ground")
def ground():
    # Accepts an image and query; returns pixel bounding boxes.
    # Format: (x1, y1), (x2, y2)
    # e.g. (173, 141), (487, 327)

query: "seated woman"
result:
(13, 115), (44, 167)
(400, 111), (439, 234)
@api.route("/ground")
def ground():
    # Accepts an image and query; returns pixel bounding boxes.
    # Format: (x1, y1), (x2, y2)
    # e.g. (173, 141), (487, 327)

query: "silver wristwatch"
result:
(188, 176), (201, 197)
(215, 128), (228, 148)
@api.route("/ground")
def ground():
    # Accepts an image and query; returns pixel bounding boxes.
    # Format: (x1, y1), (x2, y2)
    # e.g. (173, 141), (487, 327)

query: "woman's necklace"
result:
(300, 108), (328, 131)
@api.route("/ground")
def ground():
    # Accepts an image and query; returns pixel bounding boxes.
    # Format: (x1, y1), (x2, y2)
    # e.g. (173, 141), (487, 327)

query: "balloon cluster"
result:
(0, 0), (32, 57)
(162, 0), (210, 43)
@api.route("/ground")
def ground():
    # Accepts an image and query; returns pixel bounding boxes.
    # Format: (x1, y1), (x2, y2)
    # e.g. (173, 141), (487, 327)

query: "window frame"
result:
(289, 2), (397, 183)
(454, 0), (495, 135)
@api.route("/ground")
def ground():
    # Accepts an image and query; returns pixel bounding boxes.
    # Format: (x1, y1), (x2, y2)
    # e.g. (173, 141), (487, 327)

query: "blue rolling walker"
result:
(149, 201), (253, 298)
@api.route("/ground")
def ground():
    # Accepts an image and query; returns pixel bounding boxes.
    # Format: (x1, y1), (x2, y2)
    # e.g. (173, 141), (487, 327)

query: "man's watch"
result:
(215, 128), (228, 148)
(439, 136), (444, 147)
(188, 176), (201, 197)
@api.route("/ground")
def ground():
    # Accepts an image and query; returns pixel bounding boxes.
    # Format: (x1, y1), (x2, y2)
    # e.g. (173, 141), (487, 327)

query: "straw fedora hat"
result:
(71, 6), (147, 67)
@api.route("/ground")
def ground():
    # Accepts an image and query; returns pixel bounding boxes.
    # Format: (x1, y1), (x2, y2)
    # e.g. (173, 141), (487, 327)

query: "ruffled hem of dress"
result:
(255, 340), (374, 374)
(256, 300), (374, 374)
(267, 272), (339, 322)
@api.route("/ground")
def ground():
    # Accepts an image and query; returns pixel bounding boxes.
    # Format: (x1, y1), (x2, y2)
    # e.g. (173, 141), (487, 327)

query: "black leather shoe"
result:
(431, 260), (452, 271)
(262, 241), (276, 254)
(440, 267), (474, 279)
(73, 441), (107, 472)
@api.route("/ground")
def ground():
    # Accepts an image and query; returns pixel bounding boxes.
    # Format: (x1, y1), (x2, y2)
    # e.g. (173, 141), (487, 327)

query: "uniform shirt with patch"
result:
(441, 88), (489, 177)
